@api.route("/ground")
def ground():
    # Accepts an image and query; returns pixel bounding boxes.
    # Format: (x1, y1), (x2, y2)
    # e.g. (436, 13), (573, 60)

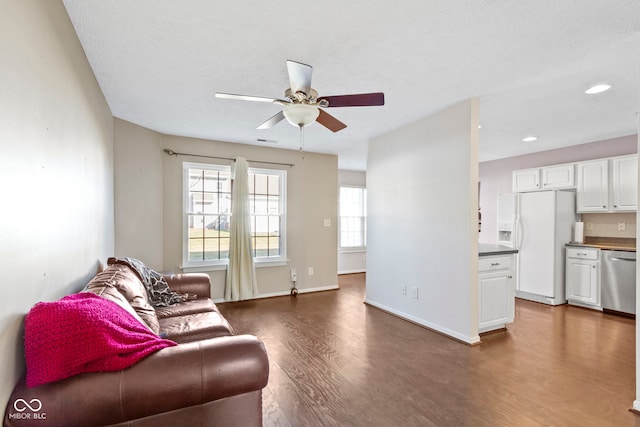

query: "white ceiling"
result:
(62, 1), (640, 171)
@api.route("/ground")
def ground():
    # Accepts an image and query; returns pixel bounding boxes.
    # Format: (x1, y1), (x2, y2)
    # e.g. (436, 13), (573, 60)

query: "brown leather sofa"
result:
(4, 261), (269, 427)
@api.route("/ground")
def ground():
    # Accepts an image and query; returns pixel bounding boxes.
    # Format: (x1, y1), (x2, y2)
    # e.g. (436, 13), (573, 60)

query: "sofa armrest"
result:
(164, 273), (211, 298)
(4, 335), (268, 427)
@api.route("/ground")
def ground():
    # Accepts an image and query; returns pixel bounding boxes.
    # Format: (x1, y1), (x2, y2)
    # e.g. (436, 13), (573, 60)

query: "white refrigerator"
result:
(497, 191), (577, 305)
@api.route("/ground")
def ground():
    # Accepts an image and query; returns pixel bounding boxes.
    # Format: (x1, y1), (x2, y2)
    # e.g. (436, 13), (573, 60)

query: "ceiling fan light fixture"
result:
(585, 84), (611, 95)
(283, 104), (319, 127)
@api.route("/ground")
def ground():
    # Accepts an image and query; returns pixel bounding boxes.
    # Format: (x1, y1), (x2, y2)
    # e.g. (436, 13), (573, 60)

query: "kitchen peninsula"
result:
(478, 244), (518, 334)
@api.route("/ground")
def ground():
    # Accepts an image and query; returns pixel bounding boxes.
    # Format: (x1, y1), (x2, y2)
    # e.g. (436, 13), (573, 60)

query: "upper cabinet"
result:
(611, 155), (638, 211)
(512, 154), (637, 213)
(513, 164), (574, 192)
(576, 159), (609, 212)
(541, 164), (575, 189)
(576, 155), (637, 213)
(512, 168), (540, 192)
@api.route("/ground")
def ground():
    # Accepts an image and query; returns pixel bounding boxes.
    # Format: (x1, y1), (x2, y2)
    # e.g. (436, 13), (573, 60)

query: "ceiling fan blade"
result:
(215, 92), (287, 104)
(316, 109), (347, 132)
(319, 92), (385, 107)
(257, 111), (286, 130)
(286, 60), (313, 96)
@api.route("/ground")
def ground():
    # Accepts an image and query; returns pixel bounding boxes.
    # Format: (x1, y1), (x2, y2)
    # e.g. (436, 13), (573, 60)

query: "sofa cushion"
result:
(83, 264), (160, 334)
(155, 298), (217, 319)
(108, 257), (184, 307)
(160, 312), (234, 344)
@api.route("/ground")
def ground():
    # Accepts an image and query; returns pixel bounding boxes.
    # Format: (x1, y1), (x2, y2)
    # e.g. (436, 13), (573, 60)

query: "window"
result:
(339, 186), (366, 249)
(183, 162), (286, 269)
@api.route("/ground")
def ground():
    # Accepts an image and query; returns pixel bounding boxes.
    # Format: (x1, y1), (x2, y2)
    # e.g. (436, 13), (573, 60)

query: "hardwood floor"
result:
(217, 273), (636, 427)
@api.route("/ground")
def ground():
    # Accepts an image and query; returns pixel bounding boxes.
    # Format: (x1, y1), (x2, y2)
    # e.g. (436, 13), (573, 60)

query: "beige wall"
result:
(366, 99), (480, 344)
(114, 122), (339, 300)
(114, 119), (164, 269)
(0, 0), (114, 407)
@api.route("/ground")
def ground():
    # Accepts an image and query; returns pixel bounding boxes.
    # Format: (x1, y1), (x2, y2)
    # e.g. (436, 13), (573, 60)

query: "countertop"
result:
(566, 243), (636, 252)
(479, 243), (519, 257)
(566, 236), (636, 252)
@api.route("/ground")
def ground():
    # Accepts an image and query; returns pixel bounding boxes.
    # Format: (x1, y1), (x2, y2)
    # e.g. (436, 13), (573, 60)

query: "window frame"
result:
(339, 185), (367, 251)
(182, 162), (287, 271)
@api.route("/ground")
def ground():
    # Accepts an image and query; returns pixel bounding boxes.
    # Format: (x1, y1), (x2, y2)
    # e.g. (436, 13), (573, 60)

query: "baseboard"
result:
(515, 290), (567, 306)
(364, 299), (481, 345)
(214, 284), (339, 303)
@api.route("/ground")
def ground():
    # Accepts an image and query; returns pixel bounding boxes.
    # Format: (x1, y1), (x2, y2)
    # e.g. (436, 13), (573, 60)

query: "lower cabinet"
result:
(478, 254), (516, 333)
(566, 247), (601, 309)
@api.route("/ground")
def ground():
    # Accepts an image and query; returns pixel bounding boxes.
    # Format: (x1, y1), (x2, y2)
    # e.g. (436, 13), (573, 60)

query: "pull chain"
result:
(299, 125), (306, 161)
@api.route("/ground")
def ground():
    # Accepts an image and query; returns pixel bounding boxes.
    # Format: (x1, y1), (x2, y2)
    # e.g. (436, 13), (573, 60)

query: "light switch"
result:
(323, 218), (331, 227)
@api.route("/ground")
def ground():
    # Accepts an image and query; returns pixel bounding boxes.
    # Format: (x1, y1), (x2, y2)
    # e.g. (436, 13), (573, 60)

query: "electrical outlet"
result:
(411, 287), (419, 299)
(308, 267), (314, 276)
(586, 222), (593, 231)
(290, 268), (297, 282)
(618, 222), (626, 231)
(401, 285), (407, 295)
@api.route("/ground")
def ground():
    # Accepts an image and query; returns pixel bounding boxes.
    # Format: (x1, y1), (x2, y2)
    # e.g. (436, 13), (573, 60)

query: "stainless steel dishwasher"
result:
(601, 250), (636, 316)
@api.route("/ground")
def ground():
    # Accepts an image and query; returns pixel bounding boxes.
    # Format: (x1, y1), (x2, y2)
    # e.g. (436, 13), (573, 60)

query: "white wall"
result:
(636, 143), (640, 413)
(0, 0), (114, 408)
(366, 99), (480, 344)
(338, 169), (367, 274)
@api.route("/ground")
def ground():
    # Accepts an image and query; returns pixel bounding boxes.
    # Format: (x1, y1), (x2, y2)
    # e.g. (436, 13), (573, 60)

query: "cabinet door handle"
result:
(491, 262), (500, 266)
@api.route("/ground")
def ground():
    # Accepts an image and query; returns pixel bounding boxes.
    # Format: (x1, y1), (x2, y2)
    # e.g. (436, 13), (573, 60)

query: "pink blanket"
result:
(24, 292), (176, 388)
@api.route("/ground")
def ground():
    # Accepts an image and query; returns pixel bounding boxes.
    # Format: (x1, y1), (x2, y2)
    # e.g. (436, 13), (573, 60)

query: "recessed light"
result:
(585, 84), (611, 95)
(477, 124), (482, 129)
(522, 136), (538, 142)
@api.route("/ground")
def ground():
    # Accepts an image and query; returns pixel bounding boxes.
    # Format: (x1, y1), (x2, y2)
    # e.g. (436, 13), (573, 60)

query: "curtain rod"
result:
(163, 149), (294, 167)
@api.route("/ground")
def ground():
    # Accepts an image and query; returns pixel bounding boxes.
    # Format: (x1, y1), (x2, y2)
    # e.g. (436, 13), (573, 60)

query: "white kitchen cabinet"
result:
(576, 156), (637, 213)
(512, 169), (540, 192)
(541, 164), (575, 189)
(478, 254), (515, 333)
(565, 247), (600, 309)
(576, 159), (609, 212)
(513, 164), (574, 192)
(611, 155), (638, 211)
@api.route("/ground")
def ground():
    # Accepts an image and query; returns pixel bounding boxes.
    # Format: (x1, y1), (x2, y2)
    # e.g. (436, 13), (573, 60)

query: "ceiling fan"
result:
(215, 60), (384, 133)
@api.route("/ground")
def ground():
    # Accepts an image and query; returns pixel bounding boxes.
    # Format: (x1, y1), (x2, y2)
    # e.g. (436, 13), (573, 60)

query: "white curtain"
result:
(225, 157), (258, 301)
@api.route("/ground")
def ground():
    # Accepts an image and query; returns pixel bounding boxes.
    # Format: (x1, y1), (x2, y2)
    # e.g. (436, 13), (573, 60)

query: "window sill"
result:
(339, 248), (366, 254)
(181, 259), (288, 273)
(181, 264), (227, 273)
